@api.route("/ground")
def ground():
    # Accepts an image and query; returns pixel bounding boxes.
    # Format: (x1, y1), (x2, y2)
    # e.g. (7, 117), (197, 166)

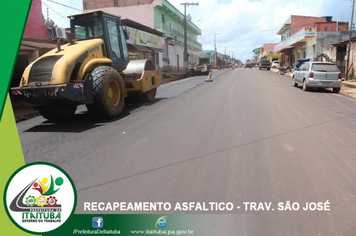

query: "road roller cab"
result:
(10, 10), (161, 120)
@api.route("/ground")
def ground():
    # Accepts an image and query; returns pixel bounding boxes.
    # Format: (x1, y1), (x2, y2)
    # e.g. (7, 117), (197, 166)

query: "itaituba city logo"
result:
(21, 175), (63, 209)
(4, 162), (77, 234)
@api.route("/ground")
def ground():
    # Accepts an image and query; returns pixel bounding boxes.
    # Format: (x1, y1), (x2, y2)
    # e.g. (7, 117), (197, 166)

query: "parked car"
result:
(271, 61), (280, 68)
(292, 62), (342, 93)
(259, 60), (271, 70)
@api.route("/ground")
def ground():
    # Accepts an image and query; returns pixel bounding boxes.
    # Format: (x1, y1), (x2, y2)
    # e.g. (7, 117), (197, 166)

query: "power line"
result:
(296, 0), (349, 15)
(196, 0), (349, 29)
(42, 2), (70, 22)
(43, 0), (82, 11)
(63, 0), (83, 8)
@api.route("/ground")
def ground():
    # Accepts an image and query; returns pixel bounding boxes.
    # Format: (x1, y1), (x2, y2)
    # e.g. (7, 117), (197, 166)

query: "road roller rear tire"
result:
(86, 66), (125, 118)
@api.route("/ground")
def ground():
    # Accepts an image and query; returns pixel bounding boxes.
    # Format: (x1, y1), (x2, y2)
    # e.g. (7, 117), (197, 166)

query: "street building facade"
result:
(83, 0), (202, 72)
(275, 15), (349, 67)
(197, 50), (238, 68)
(319, 31), (356, 79)
(198, 50), (217, 66)
(121, 19), (165, 71)
(220, 54), (231, 67)
(260, 43), (282, 63)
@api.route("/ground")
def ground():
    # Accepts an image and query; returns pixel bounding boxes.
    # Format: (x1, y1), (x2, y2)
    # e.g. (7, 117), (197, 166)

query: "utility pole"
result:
(214, 33), (220, 67)
(181, 2), (199, 71)
(336, 5), (339, 31)
(346, 0), (355, 80)
(47, 7), (49, 27)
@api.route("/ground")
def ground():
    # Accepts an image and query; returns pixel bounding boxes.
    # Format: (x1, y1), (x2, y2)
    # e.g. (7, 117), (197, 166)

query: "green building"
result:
(253, 47), (262, 62)
(83, 0), (202, 71)
(153, 0), (202, 71)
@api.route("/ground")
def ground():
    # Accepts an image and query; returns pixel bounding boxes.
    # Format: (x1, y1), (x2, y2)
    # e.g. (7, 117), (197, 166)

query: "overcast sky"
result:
(42, 0), (353, 62)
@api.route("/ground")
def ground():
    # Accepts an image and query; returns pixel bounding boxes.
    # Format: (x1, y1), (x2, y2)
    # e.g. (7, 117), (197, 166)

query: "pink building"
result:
(260, 43), (282, 62)
(12, 0), (56, 87)
(289, 16), (348, 35)
(83, 0), (159, 29)
(23, 0), (48, 40)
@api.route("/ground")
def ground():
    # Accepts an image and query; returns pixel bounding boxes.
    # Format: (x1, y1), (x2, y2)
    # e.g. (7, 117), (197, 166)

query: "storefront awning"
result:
(149, 47), (164, 53)
(130, 44), (152, 52)
(274, 42), (293, 53)
(129, 44), (164, 53)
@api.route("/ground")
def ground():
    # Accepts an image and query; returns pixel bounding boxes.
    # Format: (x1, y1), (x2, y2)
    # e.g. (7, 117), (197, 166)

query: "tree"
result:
(42, 14), (55, 26)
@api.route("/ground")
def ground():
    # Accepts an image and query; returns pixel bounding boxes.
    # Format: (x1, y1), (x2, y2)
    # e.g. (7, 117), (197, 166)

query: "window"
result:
(107, 20), (122, 59)
(73, 15), (103, 40)
(75, 26), (87, 40)
(119, 23), (129, 61)
(301, 64), (307, 71)
(162, 14), (165, 24)
(305, 63), (310, 71)
(312, 63), (339, 72)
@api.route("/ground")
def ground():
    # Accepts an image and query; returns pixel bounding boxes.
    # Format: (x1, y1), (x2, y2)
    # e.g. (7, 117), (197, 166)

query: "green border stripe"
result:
(0, 0), (32, 121)
(0, 94), (35, 235)
(0, 1), (34, 235)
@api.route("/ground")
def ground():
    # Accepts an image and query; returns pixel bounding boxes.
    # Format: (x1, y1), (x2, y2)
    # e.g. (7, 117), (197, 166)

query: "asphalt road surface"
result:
(18, 69), (356, 235)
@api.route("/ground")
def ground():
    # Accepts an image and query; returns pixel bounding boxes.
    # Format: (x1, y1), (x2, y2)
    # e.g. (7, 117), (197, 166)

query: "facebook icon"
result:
(92, 217), (104, 228)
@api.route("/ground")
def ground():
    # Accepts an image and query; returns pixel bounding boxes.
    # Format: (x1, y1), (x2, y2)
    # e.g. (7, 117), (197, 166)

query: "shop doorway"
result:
(337, 45), (346, 77)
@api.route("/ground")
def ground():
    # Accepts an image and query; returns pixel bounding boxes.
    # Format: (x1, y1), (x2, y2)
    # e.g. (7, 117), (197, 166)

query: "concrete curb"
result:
(342, 81), (356, 89)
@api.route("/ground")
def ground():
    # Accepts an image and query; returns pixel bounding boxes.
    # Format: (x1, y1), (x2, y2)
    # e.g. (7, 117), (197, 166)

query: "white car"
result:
(292, 62), (342, 93)
(271, 61), (280, 68)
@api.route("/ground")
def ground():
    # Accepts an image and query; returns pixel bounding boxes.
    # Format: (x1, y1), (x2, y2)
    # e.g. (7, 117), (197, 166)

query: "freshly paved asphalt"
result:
(18, 68), (356, 235)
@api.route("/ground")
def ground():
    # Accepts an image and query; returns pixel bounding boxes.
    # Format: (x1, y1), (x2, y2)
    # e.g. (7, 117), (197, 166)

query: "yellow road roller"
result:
(10, 10), (161, 120)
